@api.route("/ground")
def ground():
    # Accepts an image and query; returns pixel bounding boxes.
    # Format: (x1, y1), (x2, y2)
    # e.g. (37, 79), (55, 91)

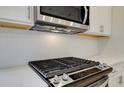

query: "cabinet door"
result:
(85, 6), (111, 36)
(98, 6), (111, 35)
(87, 6), (100, 34)
(109, 73), (123, 87)
(0, 6), (33, 25)
(121, 71), (124, 87)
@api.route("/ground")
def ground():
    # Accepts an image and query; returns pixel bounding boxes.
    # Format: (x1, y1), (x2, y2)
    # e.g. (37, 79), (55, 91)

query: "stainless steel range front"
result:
(28, 57), (112, 87)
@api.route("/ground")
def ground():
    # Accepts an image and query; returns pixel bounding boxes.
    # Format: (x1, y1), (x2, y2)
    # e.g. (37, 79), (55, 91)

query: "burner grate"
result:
(29, 57), (100, 78)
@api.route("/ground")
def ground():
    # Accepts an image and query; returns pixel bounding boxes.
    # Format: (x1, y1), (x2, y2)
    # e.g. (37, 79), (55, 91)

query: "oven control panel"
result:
(49, 63), (112, 87)
(49, 73), (73, 87)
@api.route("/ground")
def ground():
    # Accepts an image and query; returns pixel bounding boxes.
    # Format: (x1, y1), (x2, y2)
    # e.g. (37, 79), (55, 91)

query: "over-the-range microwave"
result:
(31, 6), (89, 34)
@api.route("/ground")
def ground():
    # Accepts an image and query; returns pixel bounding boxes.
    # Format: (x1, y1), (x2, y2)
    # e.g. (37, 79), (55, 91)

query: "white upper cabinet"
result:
(84, 6), (112, 36)
(0, 6), (34, 29)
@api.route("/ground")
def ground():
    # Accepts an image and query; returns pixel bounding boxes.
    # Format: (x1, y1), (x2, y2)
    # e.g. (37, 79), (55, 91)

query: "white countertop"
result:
(85, 55), (124, 66)
(0, 56), (124, 87)
(0, 65), (48, 87)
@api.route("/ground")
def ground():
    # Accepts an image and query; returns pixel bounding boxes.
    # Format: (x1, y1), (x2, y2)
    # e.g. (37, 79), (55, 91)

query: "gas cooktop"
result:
(29, 57), (100, 78)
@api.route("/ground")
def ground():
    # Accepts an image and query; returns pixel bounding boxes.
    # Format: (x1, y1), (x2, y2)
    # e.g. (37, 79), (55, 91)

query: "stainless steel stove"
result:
(28, 57), (112, 87)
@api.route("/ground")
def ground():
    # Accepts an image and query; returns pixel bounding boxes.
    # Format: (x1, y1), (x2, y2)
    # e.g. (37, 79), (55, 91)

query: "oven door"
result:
(87, 76), (108, 87)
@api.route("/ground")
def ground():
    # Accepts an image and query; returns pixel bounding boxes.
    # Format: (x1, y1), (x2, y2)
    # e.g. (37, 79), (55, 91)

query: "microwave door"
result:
(33, 6), (89, 34)
(39, 6), (82, 23)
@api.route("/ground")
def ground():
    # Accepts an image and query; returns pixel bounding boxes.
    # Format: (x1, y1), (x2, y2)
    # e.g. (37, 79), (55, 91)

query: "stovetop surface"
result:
(29, 57), (100, 78)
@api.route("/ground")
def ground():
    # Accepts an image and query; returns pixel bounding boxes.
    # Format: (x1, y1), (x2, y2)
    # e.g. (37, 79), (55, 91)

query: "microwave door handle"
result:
(83, 6), (88, 24)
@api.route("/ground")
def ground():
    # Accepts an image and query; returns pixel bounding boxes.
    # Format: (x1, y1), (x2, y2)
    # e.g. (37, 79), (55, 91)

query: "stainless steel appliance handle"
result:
(87, 77), (108, 87)
(28, 6), (31, 20)
(119, 76), (123, 84)
(83, 6), (88, 24)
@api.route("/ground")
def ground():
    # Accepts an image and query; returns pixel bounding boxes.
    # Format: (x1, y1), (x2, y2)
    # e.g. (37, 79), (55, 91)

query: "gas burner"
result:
(29, 57), (99, 78)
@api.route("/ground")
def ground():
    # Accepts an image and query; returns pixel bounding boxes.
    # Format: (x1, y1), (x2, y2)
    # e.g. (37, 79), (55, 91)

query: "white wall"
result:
(0, 29), (98, 69)
(98, 7), (124, 58)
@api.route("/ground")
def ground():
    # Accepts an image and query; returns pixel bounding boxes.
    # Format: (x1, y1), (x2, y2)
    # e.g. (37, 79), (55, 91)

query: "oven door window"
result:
(40, 6), (89, 24)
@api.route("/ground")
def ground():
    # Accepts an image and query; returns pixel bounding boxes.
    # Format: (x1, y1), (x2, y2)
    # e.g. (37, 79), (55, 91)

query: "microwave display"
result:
(40, 6), (89, 25)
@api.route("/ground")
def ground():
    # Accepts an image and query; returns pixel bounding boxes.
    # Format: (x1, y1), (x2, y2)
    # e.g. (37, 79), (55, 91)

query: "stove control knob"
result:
(98, 63), (108, 69)
(62, 73), (69, 81)
(53, 75), (60, 84)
